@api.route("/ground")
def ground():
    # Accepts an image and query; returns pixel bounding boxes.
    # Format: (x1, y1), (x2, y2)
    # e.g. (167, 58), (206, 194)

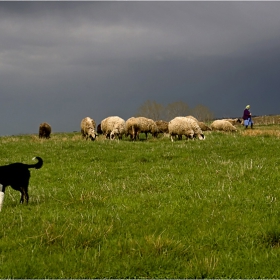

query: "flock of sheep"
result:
(39, 116), (242, 141)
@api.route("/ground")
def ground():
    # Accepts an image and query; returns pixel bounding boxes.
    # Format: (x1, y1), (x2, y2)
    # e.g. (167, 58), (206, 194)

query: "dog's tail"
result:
(27, 157), (43, 169)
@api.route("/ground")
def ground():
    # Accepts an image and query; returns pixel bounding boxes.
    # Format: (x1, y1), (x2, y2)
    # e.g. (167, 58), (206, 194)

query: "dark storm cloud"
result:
(1, 1), (280, 135)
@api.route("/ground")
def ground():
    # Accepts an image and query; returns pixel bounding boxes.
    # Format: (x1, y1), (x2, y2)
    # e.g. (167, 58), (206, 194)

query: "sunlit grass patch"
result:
(241, 128), (280, 137)
(144, 233), (189, 257)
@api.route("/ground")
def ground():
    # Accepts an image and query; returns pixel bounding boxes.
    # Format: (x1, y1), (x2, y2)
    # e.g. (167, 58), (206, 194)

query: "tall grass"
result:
(1, 127), (280, 278)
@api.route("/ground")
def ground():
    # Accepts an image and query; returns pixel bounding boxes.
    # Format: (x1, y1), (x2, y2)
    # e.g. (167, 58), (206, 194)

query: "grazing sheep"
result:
(186, 115), (199, 122)
(80, 117), (97, 141)
(0, 157), (43, 209)
(125, 117), (158, 140)
(198, 121), (212, 131)
(222, 118), (242, 125)
(101, 116), (126, 140)
(210, 120), (237, 132)
(138, 117), (158, 139)
(168, 117), (205, 142)
(155, 120), (169, 134)
(185, 116), (211, 131)
(39, 122), (51, 139)
(125, 117), (138, 140)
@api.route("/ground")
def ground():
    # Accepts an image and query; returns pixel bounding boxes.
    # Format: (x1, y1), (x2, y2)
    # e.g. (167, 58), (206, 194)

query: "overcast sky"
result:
(1, 1), (280, 136)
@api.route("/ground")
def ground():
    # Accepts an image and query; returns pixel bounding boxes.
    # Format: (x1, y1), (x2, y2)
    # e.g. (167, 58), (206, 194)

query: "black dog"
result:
(0, 157), (43, 204)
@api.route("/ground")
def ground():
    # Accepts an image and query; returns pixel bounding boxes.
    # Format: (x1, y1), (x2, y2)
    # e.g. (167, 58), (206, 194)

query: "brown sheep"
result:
(39, 122), (51, 139)
(80, 117), (97, 141)
(198, 121), (212, 131)
(155, 120), (169, 134)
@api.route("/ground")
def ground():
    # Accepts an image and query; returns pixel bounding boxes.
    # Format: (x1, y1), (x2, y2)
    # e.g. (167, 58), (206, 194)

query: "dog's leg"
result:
(0, 184), (4, 211)
(20, 190), (24, 204)
(19, 189), (29, 204)
(17, 176), (30, 204)
(25, 190), (29, 204)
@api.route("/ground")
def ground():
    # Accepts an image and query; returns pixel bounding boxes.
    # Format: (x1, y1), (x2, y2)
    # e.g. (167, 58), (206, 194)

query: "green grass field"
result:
(1, 126), (280, 278)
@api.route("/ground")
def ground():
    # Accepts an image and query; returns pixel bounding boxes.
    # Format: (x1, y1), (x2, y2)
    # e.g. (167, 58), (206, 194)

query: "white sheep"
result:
(210, 120), (237, 132)
(168, 117), (205, 142)
(80, 117), (97, 140)
(186, 115), (199, 122)
(137, 117), (158, 139)
(125, 117), (158, 140)
(125, 117), (138, 140)
(221, 118), (242, 125)
(185, 116), (211, 131)
(101, 116), (126, 140)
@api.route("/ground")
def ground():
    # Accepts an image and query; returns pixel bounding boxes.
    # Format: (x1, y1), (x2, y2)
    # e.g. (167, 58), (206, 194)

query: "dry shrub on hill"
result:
(252, 115), (280, 125)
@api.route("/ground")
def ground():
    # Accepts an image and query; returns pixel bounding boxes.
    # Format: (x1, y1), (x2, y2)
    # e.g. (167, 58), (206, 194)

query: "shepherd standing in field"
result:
(243, 105), (253, 129)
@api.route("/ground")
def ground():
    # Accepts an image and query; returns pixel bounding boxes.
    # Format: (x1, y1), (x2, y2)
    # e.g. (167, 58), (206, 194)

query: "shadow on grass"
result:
(261, 229), (280, 248)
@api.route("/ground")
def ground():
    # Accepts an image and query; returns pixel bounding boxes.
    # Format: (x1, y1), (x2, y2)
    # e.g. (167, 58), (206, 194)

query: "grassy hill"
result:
(1, 125), (280, 278)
